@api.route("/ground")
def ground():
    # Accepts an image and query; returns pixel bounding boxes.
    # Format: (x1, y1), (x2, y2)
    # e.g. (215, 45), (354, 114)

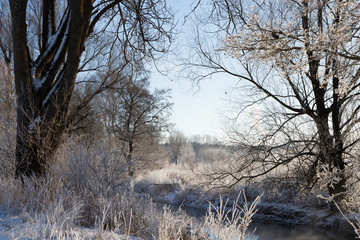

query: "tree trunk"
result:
(327, 148), (346, 202)
(329, 71), (346, 202)
(126, 140), (134, 177)
(15, 105), (67, 177)
(10, 0), (93, 177)
(316, 117), (346, 202)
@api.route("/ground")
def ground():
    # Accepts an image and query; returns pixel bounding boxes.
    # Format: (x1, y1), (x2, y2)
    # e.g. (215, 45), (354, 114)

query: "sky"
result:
(149, 0), (238, 139)
(151, 69), (236, 139)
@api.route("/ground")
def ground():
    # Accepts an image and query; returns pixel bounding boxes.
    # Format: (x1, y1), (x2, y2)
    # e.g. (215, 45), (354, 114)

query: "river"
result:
(163, 203), (355, 240)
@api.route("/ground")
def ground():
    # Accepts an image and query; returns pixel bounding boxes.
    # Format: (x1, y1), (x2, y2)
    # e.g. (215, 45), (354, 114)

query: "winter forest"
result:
(0, 0), (360, 239)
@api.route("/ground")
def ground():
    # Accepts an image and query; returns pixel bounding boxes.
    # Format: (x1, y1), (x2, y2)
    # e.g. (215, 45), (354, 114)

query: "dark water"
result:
(163, 203), (355, 240)
(248, 221), (353, 240)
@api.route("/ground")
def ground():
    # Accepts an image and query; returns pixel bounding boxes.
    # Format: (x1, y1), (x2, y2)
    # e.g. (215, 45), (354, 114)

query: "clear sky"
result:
(149, 0), (239, 139)
(150, 69), (236, 139)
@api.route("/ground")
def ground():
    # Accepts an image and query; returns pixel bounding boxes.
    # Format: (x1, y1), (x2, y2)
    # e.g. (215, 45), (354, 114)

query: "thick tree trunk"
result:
(8, 0), (171, 177)
(15, 106), (67, 177)
(10, 0), (93, 177)
(15, 131), (59, 177)
(327, 148), (346, 202)
(316, 117), (346, 201)
(329, 72), (346, 201)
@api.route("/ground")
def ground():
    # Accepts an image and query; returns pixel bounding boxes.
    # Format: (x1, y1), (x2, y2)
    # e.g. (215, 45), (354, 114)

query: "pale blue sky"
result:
(151, 69), (236, 138)
(150, 0), (238, 138)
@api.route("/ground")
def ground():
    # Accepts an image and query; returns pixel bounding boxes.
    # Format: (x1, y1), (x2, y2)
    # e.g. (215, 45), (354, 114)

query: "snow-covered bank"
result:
(134, 164), (357, 239)
(0, 174), (257, 240)
(0, 162), (357, 240)
(0, 207), (142, 240)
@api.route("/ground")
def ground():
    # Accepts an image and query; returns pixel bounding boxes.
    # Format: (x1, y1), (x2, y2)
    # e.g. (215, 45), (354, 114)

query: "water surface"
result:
(177, 204), (355, 240)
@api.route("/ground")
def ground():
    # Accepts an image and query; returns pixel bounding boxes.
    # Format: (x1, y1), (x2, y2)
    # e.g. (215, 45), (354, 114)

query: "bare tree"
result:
(167, 130), (187, 165)
(98, 72), (172, 176)
(8, 0), (174, 177)
(179, 141), (196, 168)
(187, 0), (360, 200)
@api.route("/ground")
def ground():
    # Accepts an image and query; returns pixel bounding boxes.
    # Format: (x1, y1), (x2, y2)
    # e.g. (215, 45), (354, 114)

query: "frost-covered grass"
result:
(0, 175), (259, 240)
(201, 192), (261, 240)
(0, 138), (261, 240)
(135, 162), (358, 239)
(0, 155), (356, 239)
(1, 133), (358, 239)
(0, 177), (142, 239)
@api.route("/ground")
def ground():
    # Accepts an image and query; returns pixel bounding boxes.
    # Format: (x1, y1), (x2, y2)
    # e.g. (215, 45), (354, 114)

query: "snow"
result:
(32, 77), (46, 91)
(42, 73), (61, 106)
(34, 8), (69, 69)
(41, 17), (70, 106)
(0, 209), (26, 240)
(52, 19), (70, 67)
(28, 116), (41, 131)
(0, 167), (355, 240)
(0, 207), (143, 240)
(47, 34), (57, 47)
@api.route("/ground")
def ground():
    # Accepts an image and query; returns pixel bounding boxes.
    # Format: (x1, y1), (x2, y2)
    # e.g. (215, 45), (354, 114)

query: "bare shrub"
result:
(53, 137), (128, 193)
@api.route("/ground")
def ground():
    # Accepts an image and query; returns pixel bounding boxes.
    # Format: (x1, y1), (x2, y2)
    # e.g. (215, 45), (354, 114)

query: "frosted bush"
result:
(51, 137), (130, 206)
(23, 193), (83, 239)
(0, 133), (262, 239)
(152, 206), (196, 240)
(316, 164), (343, 192)
(199, 191), (261, 240)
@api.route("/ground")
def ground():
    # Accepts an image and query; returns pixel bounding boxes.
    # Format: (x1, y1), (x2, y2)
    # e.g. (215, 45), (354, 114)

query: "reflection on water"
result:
(177, 204), (355, 240)
(248, 221), (353, 240)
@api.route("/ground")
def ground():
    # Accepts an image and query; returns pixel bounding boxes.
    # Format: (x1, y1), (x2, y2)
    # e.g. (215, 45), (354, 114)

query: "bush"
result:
(0, 135), (261, 239)
(199, 192), (261, 240)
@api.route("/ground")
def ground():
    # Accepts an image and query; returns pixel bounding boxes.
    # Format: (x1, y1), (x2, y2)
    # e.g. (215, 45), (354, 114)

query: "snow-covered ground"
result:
(0, 207), (142, 240)
(0, 163), (357, 239)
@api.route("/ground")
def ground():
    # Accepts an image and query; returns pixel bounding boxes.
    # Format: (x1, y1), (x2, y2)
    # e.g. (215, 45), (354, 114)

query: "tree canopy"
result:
(187, 0), (360, 199)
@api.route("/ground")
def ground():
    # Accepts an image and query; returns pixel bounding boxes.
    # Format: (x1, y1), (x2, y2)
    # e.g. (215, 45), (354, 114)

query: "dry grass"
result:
(0, 137), (261, 239)
(0, 175), (260, 239)
(199, 192), (261, 240)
